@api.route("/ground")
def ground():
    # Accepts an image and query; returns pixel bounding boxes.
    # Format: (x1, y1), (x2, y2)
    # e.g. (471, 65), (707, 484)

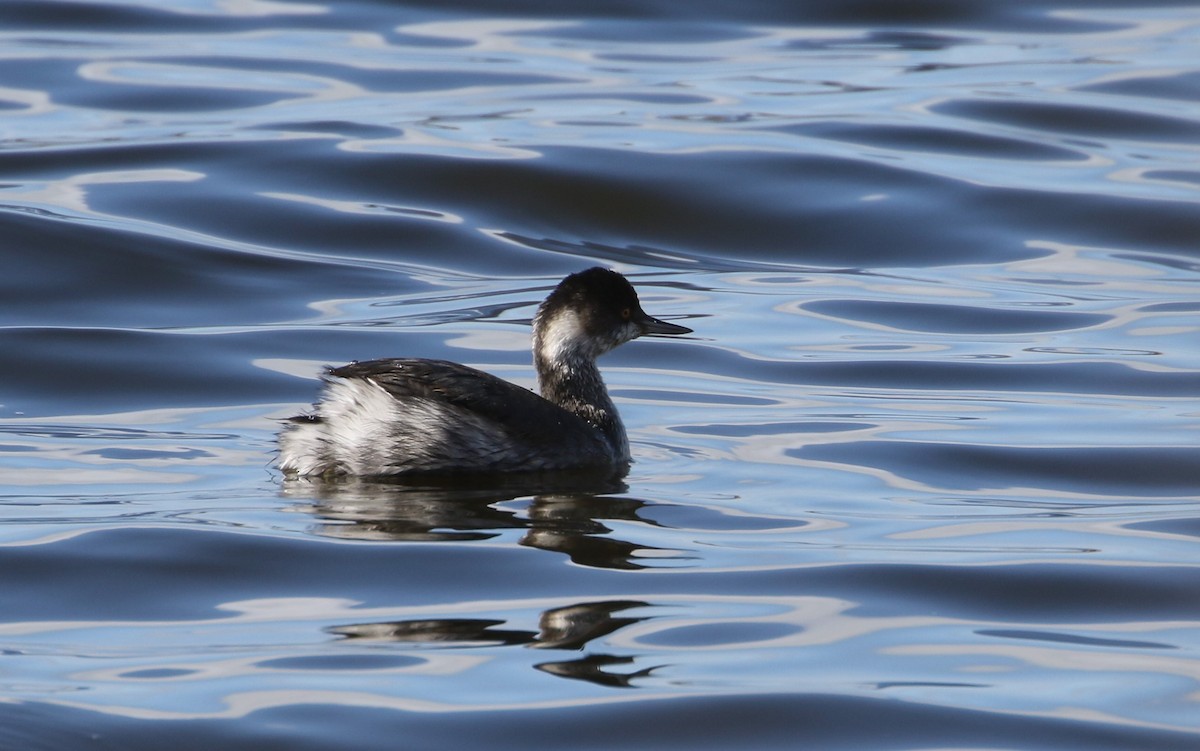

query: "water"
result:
(2, 0), (1199, 748)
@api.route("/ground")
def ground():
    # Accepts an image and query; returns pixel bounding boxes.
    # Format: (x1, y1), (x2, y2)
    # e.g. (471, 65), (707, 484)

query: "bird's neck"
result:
(534, 334), (628, 459)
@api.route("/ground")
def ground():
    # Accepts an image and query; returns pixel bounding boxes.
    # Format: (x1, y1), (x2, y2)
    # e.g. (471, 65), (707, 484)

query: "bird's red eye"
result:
(621, 307), (631, 320)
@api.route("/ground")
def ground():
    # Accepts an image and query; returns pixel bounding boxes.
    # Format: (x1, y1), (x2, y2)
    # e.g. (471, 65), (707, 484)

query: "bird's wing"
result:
(327, 358), (609, 458)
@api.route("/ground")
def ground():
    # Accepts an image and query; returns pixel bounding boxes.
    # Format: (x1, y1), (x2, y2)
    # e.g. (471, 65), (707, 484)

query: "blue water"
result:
(2, 1), (1199, 748)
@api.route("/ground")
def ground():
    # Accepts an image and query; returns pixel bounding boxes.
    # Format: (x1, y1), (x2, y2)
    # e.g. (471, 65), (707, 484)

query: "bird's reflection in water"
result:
(329, 600), (660, 689)
(281, 470), (682, 570)
(286, 474), (679, 687)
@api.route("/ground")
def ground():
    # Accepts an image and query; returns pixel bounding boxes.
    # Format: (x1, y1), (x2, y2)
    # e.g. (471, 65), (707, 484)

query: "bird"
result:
(277, 267), (692, 477)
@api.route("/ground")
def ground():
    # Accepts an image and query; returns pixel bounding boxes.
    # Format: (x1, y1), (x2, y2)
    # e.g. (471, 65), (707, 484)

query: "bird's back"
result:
(278, 358), (621, 477)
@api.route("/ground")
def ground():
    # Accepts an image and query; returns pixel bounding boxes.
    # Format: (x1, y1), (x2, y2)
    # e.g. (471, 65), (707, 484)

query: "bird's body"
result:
(277, 268), (690, 477)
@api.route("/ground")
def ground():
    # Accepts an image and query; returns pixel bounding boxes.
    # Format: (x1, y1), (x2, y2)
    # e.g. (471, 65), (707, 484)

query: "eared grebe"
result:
(277, 267), (692, 477)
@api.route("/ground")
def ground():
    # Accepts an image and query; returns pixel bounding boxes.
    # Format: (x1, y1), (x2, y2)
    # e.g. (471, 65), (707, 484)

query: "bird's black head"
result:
(535, 267), (691, 358)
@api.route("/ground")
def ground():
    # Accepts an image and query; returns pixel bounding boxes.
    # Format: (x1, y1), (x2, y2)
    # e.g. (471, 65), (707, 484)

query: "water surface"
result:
(2, 1), (1199, 748)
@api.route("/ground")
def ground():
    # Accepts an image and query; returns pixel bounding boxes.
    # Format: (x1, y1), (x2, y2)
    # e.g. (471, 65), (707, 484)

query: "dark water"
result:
(3, 1), (1199, 748)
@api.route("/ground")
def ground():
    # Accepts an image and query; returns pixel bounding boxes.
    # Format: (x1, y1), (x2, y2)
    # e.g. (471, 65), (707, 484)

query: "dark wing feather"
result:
(328, 358), (610, 462)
